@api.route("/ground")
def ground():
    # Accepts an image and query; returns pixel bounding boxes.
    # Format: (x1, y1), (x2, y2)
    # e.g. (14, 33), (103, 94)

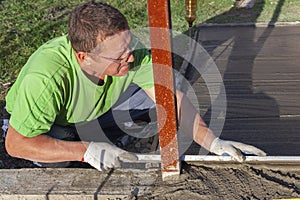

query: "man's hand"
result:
(83, 142), (138, 171)
(209, 138), (267, 162)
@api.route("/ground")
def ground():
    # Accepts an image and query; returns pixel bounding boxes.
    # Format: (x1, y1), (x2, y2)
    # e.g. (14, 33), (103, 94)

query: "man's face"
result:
(82, 30), (134, 77)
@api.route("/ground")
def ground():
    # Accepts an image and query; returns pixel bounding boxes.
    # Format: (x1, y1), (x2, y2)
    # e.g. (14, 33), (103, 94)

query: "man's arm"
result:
(5, 125), (87, 163)
(144, 87), (216, 150)
(144, 87), (266, 161)
(5, 125), (137, 170)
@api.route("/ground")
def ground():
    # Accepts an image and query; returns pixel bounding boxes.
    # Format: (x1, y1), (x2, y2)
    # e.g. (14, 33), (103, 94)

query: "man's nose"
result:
(127, 54), (134, 63)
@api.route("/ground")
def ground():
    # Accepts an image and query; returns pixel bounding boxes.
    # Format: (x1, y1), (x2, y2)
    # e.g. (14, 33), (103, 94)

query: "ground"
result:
(0, 163), (299, 199)
(1, 105), (300, 199)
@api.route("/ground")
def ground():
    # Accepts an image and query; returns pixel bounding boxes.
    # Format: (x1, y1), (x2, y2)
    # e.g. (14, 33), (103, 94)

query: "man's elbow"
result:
(5, 126), (26, 158)
(5, 136), (20, 158)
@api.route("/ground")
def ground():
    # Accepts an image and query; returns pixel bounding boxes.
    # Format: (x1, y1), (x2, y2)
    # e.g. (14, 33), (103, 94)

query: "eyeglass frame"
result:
(93, 39), (139, 65)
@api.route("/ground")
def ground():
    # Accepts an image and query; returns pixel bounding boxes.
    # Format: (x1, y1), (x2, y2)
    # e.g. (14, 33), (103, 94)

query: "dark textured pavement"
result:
(183, 25), (300, 156)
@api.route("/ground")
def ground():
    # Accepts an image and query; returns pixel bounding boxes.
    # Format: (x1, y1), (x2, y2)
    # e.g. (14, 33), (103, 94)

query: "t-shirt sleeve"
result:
(8, 74), (62, 137)
(131, 48), (154, 90)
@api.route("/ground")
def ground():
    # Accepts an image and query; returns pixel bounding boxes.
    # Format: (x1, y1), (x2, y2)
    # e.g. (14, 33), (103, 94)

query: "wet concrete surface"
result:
(0, 161), (300, 199)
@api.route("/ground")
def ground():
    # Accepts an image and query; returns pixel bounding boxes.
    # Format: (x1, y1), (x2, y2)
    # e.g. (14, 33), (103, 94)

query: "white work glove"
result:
(83, 142), (138, 171)
(209, 138), (267, 162)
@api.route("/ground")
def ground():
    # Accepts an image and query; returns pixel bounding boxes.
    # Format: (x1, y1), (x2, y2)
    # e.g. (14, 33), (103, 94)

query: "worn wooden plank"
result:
(185, 117), (300, 156)
(200, 28), (300, 62)
(221, 118), (300, 156)
(181, 26), (300, 157)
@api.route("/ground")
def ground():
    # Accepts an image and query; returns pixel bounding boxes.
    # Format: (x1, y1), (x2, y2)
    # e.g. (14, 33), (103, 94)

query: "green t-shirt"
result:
(6, 35), (154, 137)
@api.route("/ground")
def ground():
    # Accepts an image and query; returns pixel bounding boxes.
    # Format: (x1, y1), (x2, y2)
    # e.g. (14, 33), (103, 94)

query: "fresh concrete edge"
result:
(136, 154), (300, 163)
(196, 21), (300, 27)
(0, 168), (161, 198)
(183, 155), (300, 163)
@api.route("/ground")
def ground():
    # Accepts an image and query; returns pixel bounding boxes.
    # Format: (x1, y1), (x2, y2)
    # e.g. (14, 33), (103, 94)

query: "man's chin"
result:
(114, 71), (129, 76)
(114, 67), (129, 76)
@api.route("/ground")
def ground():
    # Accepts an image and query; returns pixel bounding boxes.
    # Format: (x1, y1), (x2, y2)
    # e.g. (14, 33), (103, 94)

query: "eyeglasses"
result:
(98, 51), (133, 65)
(95, 39), (139, 65)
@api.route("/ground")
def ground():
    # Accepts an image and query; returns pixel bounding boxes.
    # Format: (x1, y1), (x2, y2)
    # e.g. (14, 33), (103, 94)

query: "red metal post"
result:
(147, 0), (180, 179)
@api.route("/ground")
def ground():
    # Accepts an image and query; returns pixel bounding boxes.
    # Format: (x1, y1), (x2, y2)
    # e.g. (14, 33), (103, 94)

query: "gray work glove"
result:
(83, 142), (138, 171)
(209, 138), (267, 162)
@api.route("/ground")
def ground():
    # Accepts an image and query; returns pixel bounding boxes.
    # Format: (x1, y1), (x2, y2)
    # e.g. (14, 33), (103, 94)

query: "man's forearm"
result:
(176, 90), (216, 150)
(192, 114), (216, 150)
(176, 90), (267, 160)
(5, 125), (88, 163)
(144, 87), (217, 150)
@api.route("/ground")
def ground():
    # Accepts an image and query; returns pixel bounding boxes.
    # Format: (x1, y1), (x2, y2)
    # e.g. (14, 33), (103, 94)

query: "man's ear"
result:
(75, 51), (88, 65)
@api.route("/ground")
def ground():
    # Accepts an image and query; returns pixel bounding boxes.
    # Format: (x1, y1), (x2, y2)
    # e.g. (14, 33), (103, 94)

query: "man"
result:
(4, 2), (266, 171)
